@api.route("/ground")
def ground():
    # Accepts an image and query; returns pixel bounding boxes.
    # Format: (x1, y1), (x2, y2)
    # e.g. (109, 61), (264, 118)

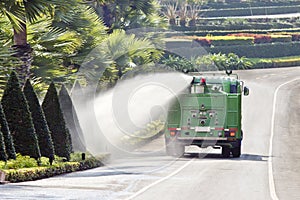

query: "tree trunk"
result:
(180, 19), (186, 27)
(188, 19), (196, 27)
(12, 21), (33, 86)
(101, 3), (113, 32)
(169, 18), (176, 26)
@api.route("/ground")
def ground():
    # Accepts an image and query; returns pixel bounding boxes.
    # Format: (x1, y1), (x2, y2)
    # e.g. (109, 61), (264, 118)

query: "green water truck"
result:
(165, 71), (249, 158)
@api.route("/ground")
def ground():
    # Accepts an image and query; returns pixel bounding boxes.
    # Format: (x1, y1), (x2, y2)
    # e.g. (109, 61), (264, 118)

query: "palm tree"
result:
(161, 1), (178, 26)
(177, 0), (187, 27)
(187, 3), (202, 27)
(79, 29), (163, 90)
(86, 0), (164, 31)
(0, 0), (78, 84)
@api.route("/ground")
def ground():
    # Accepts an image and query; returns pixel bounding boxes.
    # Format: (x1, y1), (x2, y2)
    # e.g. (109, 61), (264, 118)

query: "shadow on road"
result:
(182, 153), (268, 162)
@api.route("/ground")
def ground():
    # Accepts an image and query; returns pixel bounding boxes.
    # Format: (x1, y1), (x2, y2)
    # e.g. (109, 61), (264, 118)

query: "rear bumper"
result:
(177, 136), (228, 141)
(172, 136), (241, 148)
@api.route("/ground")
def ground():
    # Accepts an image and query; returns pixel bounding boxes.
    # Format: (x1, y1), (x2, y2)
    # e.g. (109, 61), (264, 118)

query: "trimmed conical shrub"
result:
(0, 129), (7, 161)
(23, 79), (55, 158)
(0, 104), (16, 159)
(42, 82), (72, 161)
(59, 85), (86, 152)
(1, 71), (41, 159)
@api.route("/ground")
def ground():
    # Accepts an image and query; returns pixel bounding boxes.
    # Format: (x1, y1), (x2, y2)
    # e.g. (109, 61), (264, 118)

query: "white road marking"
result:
(125, 158), (195, 200)
(269, 78), (300, 200)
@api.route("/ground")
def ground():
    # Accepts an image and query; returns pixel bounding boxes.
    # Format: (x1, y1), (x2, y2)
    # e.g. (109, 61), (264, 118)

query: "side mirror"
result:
(244, 86), (249, 96)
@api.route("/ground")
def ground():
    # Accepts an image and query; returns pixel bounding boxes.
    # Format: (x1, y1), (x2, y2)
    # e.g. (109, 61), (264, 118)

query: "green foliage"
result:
(0, 104), (16, 160)
(161, 55), (194, 72)
(210, 53), (253, 70)
(58, 85), (86, 152)
(0, 18), (19, 97)
(92, 0), (166, 31)
(209, 36), (253, 46)
(0, 129), (7, 161)
(161, 52), (253, 72)
(250, 56), (300, 69)
(2, 153), (107, 183)
(1, 71), (40, 159)
(23, 79), (55, 159)
(208, 41), (300, 58)
(4, 154), (38, 169)
(42, 82), (72, 161)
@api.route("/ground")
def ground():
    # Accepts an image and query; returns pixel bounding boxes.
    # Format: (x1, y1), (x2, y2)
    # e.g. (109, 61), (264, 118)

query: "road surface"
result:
(0, 67), (299, 200)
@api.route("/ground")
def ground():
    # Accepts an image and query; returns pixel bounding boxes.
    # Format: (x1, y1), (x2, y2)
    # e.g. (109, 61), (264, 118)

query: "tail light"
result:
(168, 128), (178, 137)
(170, 131), (176, 136)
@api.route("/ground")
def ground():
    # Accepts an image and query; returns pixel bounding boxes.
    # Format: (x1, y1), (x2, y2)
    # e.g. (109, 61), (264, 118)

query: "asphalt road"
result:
(0, 67), (299, 200)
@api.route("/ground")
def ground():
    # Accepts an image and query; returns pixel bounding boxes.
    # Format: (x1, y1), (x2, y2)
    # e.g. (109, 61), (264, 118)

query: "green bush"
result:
(5, 154), (38, 169)
(23, 80), (55, 159)
(42, 82), (72, 161)
(3, 153), (107, 183)
(0, 104), (15, 160)
(0, 129), (6, 161)
(1, 71), (41, 159)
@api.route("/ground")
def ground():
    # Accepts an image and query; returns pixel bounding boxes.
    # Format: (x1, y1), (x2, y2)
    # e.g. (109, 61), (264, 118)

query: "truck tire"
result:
(222, 146), (231, 158)
(166, 141), (184, 157)
(231, 146), (241, 158)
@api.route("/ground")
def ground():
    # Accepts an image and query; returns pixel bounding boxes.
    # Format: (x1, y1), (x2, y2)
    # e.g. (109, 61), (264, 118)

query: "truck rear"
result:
(165, 71), (249, 158)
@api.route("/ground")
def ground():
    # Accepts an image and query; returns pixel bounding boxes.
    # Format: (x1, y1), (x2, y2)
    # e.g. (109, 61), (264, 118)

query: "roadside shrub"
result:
(3, 154), (107, 183)
(1, 71), (41, 159)
(0, 104), (15, 160)
(42, 82), (72, 161)
(5, 154), (38, 169)
(0, 130), (6, 161)
(23, 79), (55, 159)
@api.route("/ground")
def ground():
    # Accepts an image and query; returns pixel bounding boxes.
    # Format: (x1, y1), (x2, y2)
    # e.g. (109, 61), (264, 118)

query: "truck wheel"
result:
(222, 146), (231, 158)
(231, 146), (241, 158)
(166, 142), (184, 157)
(174, 143), (185, 157)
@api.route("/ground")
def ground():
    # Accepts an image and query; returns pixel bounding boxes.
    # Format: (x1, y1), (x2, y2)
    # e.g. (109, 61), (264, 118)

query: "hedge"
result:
(3, 154), (109, 183)
(199, 5), (300, 18)
(202, 1), (300, 10)
(207, 42), (300, 58)
(171, 36), (254, 46)
(252, 58), (300, 69)
(166, 28), (300, 38)
(270, 35), (292, 43)
(228, 33), (293, 44)
(209, 36), (253, 46)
